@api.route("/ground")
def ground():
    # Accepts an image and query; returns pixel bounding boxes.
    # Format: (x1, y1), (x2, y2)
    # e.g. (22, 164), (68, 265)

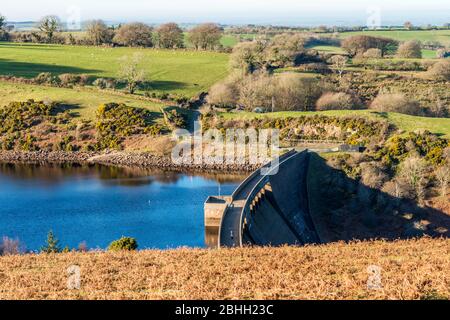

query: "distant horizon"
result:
(1, 0), (449, 27)
(6, 20), (450, 30)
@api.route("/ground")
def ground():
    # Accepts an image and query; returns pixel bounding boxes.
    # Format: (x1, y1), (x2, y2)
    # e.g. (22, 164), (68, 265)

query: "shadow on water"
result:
(308, 153), (450, 242)
(0, 163), (245, 187)
(0, 58), (100, 78)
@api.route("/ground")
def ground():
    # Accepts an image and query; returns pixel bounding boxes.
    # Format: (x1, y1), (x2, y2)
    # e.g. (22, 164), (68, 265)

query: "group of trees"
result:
(229, 33), (311, 74)
(85, 20), (185, 48)
(341, 35), (399, 57)
(396, 40), (422, 58)
(187, 23), (222, 50)
(341, 34), (450, 60)
(0, 13), (223, 50)
(208, 72), (324, 112)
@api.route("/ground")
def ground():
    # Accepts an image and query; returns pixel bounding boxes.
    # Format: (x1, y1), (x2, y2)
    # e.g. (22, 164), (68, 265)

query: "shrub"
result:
(93, 78), (116, 89)
(108, 237), (138, 251)
(436, 49), (450, 59)
(58, 73), (81, 86)
(370, 93), (422, 115)
(0, 29), (9, 41)
(362, 48), (382, 58)
(34, 72), (58, 85)
(0, 100), (57, 134)
(425, 59), (450, 81)
(207, 81), (239, 108)
(396, 41), (422, 58)
(95, 103), (155, 149)
(316, 92), (361, 110)
(298, 62), (331, 74)
(40, 231), (61, 253)
(78, 74), (90, 86)
(0, 237), (23, 256)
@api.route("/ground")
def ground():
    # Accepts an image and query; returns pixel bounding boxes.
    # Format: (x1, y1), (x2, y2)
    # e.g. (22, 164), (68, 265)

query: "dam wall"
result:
(242, 151), (319, 246)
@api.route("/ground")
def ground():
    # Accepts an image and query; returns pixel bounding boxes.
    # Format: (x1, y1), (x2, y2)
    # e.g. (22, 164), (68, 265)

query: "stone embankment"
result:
(0, 151), (259, 172)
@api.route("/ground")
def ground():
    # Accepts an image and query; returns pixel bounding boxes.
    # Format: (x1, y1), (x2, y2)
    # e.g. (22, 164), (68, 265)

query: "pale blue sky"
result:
(2, 0), (449, 26)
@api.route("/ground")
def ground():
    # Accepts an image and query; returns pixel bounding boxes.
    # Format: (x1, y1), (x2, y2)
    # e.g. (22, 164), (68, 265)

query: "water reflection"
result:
(0, 163), (245, 187)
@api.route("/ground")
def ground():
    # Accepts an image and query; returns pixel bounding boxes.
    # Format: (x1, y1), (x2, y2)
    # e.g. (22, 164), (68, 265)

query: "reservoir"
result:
(0, 163), (243, 251)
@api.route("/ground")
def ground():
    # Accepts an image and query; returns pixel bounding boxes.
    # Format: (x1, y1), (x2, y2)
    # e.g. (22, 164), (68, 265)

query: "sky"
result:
(2, 0), (449, 26)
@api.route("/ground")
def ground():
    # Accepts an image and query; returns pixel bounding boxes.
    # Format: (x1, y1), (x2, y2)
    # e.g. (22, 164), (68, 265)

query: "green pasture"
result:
(0, 80), (165, 121)
(0, 42), (230, 97)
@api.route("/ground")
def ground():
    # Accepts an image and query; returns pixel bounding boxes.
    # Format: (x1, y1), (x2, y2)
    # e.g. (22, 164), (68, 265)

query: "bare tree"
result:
(118, 53), (146, 94)
(330, 55), (348, 79)
(188, 23), (222, 50)
(113, 23), (153, 47)
(207, 81), (239, 108)
(435, 165), (449, 197)
(400, 155), (428, 203)
(0, 13), (5, 30)
(155, 23), (184, 48)
(38, 15), (61, 42)
(396, 40), (422, 58)
(85, 20), (114, 45)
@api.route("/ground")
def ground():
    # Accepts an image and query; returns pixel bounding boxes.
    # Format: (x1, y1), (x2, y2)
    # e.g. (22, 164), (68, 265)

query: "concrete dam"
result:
(204, 150), (320, 248)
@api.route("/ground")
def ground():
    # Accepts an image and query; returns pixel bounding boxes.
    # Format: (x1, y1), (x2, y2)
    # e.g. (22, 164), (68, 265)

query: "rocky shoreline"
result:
(0, 151), (260, 173)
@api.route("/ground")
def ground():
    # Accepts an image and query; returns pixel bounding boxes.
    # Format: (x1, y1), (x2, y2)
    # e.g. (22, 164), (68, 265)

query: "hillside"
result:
(218, 110), (450, 138)
(0, 81), (165, 120)
(0, 238), (448, 300)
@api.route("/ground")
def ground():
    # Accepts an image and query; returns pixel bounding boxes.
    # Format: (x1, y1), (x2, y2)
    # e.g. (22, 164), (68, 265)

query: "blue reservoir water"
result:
(0, 163), (243, 251)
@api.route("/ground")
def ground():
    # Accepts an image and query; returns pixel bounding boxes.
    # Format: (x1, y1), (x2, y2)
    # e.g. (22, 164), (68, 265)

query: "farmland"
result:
(0, 42), (230, 97)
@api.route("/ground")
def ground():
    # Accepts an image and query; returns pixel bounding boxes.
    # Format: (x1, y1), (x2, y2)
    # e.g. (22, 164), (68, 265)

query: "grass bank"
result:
(0, 81), (165, 120)
(0, 238), (448, 300)
(218, 110), (450, 138)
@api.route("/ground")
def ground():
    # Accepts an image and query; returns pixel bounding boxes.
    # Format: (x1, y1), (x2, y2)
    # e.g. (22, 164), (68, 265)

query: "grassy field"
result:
(0, 81), (165, 120)
(338, 30), (450, 46)
(0, 238), (447, 300)
(0, 42), (230, 97)
(219, 110), (450, 138)
(310, 45), (346, 54)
